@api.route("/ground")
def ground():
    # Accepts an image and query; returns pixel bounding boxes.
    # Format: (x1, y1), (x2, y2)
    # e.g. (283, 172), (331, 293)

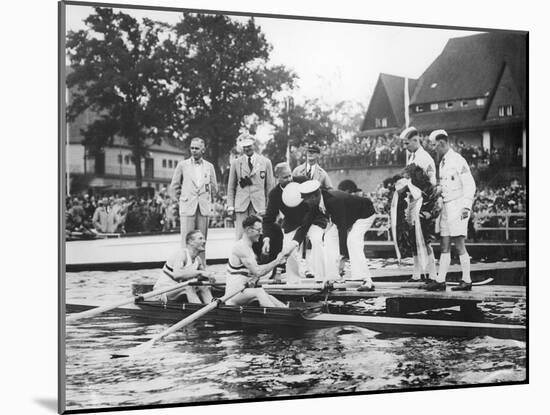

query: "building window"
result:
(446, 102), (454, 109)
(124, 155), (130, 164)
(162, 159), (166, 168)
(174, 160), (178, 167)
(461, 100), (469, 108)
(168, 160), (173, 168)
(415, 105), (424, 113)
(145, 158), (154, 179)
(498, 104), (514, 117)
(117, 154), (123, 164)
(430, 103), (439, 111)
(381, 118), (387, 128)
(476, 98), (485, 106)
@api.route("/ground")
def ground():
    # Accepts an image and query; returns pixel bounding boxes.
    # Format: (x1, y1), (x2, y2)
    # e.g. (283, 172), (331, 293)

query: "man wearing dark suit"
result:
(261, 163), (310, 283)
(287, 180), (377, 291)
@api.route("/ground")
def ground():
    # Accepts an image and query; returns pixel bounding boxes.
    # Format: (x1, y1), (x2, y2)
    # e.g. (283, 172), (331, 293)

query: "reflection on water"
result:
(64, 266), (526, 411)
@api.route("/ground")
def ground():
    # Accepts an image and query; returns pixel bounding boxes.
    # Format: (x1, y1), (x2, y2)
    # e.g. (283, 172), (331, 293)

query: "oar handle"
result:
(67, 278), (199, 322)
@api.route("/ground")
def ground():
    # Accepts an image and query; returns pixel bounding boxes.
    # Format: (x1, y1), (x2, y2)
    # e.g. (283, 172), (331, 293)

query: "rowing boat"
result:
(66, 298), (526, 341)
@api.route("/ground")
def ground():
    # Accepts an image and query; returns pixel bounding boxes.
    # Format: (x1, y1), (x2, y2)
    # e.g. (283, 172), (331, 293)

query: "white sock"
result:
(436, 253), (450, 283)
(459, 253), (472, 283)
(427, 253), (437, 280)
(412, 256), (421, 280)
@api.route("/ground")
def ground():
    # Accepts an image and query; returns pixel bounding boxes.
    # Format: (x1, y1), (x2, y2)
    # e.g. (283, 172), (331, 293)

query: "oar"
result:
(67, 278), (200, 323)
(111, 284), (247, 359)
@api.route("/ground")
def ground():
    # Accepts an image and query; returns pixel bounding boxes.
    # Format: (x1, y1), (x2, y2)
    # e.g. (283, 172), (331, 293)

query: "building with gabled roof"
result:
(359, 73), (417, 136)
(409, 31), (527, 165)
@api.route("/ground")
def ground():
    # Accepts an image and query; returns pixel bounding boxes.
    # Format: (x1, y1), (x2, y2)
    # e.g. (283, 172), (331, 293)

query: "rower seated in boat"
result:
(225, 215), (288, 307)
(153, 230), (215, 304)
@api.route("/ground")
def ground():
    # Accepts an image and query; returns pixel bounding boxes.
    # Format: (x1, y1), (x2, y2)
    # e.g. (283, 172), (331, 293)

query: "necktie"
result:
(409, 152), (415, 163)
(248, 156), (253, 172)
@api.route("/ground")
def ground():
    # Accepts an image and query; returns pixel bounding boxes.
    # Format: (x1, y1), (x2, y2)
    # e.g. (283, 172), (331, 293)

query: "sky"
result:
(65, 4), (483, 107)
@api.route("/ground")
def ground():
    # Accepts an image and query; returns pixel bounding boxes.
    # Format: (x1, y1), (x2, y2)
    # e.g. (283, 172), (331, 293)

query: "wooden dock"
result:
(264, 283), (525, 303)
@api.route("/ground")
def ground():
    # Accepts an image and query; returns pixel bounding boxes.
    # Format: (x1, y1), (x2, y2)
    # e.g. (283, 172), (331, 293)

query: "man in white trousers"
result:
(261, 163), (311, 283)
(399, 126), (438, 282)
(425, 130), (476, 291)
(286, 180), (377, 291)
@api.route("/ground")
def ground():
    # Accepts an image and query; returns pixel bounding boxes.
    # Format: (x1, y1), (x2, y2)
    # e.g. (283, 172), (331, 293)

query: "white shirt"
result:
(439, 148), (476, 209)
(407, 146), (436, 186)
(191, 158), (204, 188)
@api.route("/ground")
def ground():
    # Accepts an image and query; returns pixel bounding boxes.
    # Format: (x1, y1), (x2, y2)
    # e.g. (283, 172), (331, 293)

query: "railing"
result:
(363, 212), (526, 242)
(472, 212), (526, 241)
(79, 212), (526, 242)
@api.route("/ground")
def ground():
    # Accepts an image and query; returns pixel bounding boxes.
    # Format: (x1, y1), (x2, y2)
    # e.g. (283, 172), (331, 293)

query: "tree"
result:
(66, 7), (181, 187)
(165, 13), (296, 174)
(264, 99), (338, 166)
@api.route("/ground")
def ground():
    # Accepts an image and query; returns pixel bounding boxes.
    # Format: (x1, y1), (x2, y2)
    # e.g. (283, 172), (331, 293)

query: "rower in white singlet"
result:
(153, 230), (214, 304)
(225, 215), (288, 307)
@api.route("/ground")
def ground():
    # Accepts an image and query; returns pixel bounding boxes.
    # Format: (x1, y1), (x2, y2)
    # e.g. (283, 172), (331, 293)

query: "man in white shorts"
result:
(153, 230), (215, 304)
(225, 215), (288, 307)
(425, 130), (476, 291)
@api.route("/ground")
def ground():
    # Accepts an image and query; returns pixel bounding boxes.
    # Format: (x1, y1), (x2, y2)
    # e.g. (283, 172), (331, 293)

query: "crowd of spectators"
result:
(471, 180), (527, 234)
(288, 135), (407, 169)
(288, 134), (522, 171)
(66, 188), (234, 237)
(66, 179), (526, 239)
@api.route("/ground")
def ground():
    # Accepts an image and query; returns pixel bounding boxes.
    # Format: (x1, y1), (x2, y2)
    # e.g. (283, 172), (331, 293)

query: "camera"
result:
(239, 176), (253, 188)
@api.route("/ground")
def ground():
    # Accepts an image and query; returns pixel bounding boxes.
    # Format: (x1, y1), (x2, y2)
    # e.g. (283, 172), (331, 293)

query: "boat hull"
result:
(66, 300), (525, 341)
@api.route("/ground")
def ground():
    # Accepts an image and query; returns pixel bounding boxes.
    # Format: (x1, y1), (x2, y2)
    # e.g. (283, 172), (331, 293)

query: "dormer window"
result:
(498, 105), (514, 117)
(375, 117), (388, 128)
(415, 105), (424, 113)
(461, 100), (469, 108)
(430, 103), (439, 111)
(446, 102), (454, 109)
(476, 98), (486, 106)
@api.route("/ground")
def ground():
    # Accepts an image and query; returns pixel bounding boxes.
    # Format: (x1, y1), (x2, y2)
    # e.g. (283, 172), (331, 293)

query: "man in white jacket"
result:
(399, 126), (438, 282)
(170, 137), (218, 263)
(425, 130), (476, 291)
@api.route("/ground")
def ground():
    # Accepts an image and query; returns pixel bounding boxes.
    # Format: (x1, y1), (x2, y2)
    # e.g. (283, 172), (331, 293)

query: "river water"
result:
(64, 262), (526, 412)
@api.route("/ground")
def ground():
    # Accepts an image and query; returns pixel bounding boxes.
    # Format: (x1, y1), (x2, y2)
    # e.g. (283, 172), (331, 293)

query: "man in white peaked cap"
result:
(425, 129), (476, 292)
(398, 126), (438, 282)
(227, 133), (275, 239)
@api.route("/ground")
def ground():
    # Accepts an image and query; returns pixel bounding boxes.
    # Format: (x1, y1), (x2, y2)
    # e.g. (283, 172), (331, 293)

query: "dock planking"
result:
(263, 284), (525, 303)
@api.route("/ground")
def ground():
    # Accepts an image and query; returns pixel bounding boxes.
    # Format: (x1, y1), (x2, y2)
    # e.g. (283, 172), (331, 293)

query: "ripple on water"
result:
(63, 266), (526, 411)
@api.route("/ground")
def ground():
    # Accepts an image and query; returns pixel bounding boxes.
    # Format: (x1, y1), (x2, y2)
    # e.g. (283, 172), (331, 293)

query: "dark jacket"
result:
(262, 184), (310, 238)
(293, 190), (376, 258)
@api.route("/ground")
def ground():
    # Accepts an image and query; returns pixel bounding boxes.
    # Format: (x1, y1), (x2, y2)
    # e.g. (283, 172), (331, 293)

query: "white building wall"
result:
(67, 143), (86, 174)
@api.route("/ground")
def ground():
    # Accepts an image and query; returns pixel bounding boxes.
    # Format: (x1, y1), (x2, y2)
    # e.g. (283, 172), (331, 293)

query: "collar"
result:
(441, 148), (454, 162)
(192, 158), (203, 165)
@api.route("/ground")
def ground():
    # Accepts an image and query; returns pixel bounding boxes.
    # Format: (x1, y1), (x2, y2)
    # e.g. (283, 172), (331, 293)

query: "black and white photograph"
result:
(59, 1), (527, 413)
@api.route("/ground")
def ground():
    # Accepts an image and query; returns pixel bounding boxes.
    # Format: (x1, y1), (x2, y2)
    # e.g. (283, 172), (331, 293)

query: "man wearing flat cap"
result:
(285, 180), (377, 290)
(397, 126), (438, 282)
(227, 133), (275, 239)
(423, 129), (476, 292)
(292, 144), (333, 189)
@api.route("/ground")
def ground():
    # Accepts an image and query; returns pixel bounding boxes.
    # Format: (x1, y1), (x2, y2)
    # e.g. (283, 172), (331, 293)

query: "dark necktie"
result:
(248, 156), (253, 171)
